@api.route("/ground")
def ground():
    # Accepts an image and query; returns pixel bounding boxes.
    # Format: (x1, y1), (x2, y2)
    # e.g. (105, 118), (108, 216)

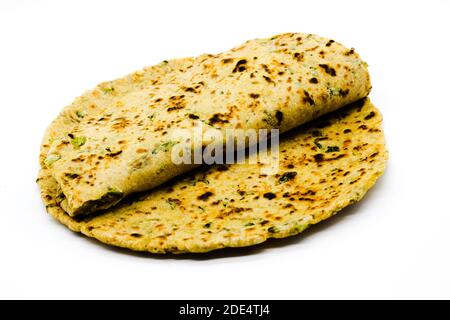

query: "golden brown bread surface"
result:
(37, 98), (387, 253)
(40, 33), (371, 216)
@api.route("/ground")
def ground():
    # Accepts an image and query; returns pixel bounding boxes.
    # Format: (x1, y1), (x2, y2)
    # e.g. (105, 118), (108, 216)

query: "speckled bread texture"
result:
(40, 33), (371, 216)
(37, 98), (387, 253)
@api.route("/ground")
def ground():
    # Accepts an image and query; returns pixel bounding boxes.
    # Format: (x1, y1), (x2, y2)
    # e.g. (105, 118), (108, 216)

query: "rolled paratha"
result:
(37, 98), (387, 253)
(41, 33), (371, 216)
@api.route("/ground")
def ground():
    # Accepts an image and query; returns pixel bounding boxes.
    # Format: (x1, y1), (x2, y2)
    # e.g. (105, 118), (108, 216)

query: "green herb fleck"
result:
(328, 87), (341, 96)
(222, 198), (230, 207)
(75, 110), (86, 118)
(102, 87), (115, 94)
(160, 141), (176, 152)
(294, 224), (309, 233)
(326, 146), (340, 153)
(70, 136), (86, 149)
(152, 141), (177, 154)
(314, 138), (323, 149)
(244, 222), (255, 227)
(309, 66), (318, 76)
(107, 187), (123, 196)
(148, 113), (156, 123)
(268, 226), (279, 233)
(166, 198), (180, 210)
(44, 154), (61, 167)
(278, 171), (297, 184)
(188, 176), (210, 186)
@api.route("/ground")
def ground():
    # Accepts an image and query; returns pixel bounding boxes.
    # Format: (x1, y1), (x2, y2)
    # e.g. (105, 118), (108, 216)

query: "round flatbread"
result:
(40, 32), (371, 216)
(37, 98), (387, 253)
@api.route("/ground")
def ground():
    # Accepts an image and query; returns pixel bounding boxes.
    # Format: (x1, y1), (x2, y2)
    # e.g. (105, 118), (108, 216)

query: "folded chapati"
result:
(37, 98), (387, 253)
(40, 33), (371, 216)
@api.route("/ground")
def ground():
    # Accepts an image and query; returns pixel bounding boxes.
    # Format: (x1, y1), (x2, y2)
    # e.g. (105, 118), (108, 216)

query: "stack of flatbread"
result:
(37, 33), (387, 253)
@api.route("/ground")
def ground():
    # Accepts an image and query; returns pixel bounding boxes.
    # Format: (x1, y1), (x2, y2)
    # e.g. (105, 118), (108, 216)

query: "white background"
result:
(0, 0), (449, 299)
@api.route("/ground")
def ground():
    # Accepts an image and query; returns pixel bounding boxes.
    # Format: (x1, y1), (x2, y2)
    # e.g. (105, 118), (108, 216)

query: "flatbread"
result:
(40, 33), (371, 216)
(37, 98), (387, 253)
